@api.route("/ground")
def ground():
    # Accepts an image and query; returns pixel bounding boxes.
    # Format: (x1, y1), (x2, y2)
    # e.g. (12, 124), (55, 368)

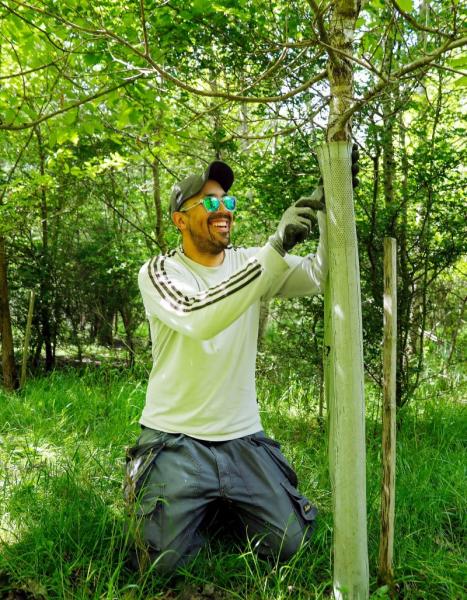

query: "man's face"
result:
(177, 180), (234, 255)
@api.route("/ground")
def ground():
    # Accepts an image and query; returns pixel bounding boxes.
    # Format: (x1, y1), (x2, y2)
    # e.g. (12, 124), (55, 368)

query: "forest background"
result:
(0, 0), (465, 598)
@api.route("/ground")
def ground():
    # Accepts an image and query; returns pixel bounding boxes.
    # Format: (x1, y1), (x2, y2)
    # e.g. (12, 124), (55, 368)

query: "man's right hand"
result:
(269, 185), (324, 255)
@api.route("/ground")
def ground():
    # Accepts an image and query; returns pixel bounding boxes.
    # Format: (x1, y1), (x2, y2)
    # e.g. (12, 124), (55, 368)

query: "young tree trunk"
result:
(444, 295), (466, 373)
(20, 290), (36, 388)
(365, 147), (381, 304)
(35, 126), (54, 371)
(96, 309), (114, 347)
(319, 1), (369, 597)
(210, 78), (223, 160)
(152, 158), (167, 253)
(120, 307), (136, 368)
(382, 95), (397, 237)
(32, 337), (43, 370)
(0, 236), (18, 390)
(397, 116), (410, 406)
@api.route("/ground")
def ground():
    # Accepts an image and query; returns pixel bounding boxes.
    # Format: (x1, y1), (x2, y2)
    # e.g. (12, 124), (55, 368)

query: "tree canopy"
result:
(0, 0), (465, 401)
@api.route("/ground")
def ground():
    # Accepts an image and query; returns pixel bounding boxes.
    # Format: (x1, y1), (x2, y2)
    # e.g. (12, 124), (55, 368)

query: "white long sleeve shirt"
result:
(138, 213), (327, 441)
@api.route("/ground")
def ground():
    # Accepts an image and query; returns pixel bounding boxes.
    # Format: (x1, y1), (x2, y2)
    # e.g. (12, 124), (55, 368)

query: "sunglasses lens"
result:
(223, 196), (236, 211)
(203, 196), (220, 211)
(202, 195), (236, 212)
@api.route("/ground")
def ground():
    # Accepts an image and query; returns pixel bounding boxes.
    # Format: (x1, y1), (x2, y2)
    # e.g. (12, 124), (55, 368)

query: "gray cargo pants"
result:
(124, 427), (317, 574)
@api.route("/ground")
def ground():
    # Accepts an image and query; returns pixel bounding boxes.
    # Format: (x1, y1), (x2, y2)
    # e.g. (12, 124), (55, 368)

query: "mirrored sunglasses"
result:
(181, 195), (237, 213)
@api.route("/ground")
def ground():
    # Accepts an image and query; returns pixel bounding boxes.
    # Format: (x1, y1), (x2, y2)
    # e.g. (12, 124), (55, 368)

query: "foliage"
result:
(1, 0), (465, 398)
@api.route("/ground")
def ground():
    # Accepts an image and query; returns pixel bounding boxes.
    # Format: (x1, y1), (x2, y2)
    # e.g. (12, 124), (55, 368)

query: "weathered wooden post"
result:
(379, 237), (397, 587)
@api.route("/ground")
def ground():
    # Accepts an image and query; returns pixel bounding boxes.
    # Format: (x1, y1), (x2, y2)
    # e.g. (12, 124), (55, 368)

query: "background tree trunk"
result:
(0, 236), (18, 390)
(397, 115), (410, 406)
(35, 126), (54, 371)
(20, 290), (36, 388)
(152, 158), (167, 253)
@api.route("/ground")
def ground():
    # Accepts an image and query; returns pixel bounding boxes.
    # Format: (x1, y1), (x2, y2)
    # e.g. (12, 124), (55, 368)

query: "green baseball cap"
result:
(170, 160), (234, 214)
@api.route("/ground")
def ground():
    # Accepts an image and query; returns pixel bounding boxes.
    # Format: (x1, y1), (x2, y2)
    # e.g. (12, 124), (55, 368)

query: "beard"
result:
(186, 216), (231, 255)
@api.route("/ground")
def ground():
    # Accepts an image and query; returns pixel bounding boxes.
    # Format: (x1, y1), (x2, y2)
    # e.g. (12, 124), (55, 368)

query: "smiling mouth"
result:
(209, 217), (231, 233)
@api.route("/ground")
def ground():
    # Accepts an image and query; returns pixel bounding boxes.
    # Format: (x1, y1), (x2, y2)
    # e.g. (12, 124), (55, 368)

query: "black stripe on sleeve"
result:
(146, 255), (263, 314)
(153, 255), (262, 310)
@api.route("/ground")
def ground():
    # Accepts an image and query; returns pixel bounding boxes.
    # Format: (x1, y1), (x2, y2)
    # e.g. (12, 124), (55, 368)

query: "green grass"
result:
(0, 368), (465, 599)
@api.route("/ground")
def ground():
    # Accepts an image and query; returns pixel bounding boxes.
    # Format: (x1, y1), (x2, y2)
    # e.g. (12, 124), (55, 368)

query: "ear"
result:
(172, 211), (187, 232)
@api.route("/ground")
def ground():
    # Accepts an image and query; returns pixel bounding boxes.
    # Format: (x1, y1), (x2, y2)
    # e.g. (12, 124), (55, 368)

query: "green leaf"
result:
(192, 0), (212, 14)
(63, 109), (78, 125)
(116, 107), (140, 128)
(398, 0), (413, 11)
(4, 109), (17, 124)
(56, 128), (79, 145)
(56, 128), (69, 145)
(48, 130), (57, 148)
(70, 166), (82, 177)
(116, 107), (131, 129)
(82, 118), (101, 135)
(449, 55), (467, 68)
(454, 75), (467, 88)
(367, 0), (385, 9)
(83, 53), (102, 66)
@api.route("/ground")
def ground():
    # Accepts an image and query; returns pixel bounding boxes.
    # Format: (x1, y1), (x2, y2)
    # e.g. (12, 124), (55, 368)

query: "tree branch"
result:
(0, 74), (145, 130)
(7, 0), (326, 105)
(222, 120), (308, 143)
(0, 59), (62, 80)
(306, 0), (337, 63)
(107, 32), (326, 103)
(431, 63), (467, 77)
(319, 39), (388, 81)
(218, 96), (328, 144)
(139, 0), (150, 58)
(0, 0), (66, 51)
(0, 129), (35, 203)
(100, 195), (162, 251)
(172, 73), (321, 133)
(390, 0), (452, 38)
(341, 35), (467, 125)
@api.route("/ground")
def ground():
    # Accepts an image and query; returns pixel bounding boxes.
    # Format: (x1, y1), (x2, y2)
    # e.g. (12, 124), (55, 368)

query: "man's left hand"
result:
(295, 185), (325, 212)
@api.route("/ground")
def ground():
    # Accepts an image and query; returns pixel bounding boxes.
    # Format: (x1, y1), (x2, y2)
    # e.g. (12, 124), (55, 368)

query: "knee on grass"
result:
(247, 522), (313, 563)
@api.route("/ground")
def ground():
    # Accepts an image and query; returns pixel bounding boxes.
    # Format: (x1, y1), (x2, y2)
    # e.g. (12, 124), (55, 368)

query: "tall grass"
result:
(0, 367), (465, 599)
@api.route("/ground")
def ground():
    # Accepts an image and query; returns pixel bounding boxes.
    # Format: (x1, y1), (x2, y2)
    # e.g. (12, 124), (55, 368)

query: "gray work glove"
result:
(268, 144), (359, 256)
(269, 185), (324, 256)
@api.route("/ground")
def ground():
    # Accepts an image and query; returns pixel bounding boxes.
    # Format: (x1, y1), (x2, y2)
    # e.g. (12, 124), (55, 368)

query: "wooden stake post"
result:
(379, 238), (397, 585)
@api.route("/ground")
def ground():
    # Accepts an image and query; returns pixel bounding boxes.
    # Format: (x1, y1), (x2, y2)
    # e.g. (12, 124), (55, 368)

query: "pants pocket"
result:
(125, 442), (168, 558)
(281, 480), (318, 531)
(251, 434), (299, 487)
(124, 441), (166, 508)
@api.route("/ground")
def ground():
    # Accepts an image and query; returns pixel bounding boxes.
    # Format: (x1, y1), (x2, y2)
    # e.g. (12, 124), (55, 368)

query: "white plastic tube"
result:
(317, 142), (369, 600)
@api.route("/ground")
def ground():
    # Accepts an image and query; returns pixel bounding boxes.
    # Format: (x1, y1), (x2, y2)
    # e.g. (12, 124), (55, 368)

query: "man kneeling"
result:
(125, 159), (327, 573)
